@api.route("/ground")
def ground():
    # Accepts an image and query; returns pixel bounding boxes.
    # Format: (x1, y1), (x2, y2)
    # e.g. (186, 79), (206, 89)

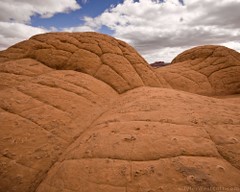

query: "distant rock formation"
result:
(150, 61), (168, 68)
(0, 32), (240, 192)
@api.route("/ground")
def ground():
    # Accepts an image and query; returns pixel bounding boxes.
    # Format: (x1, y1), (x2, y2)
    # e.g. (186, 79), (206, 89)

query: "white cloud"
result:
(0, 22), (47, 50)
(0, 0), (80, 23)
(81, 0), (89, 4)
(0, 0), (80, 51)
(142, 46), (186, 64)
(221, 41), (240, 53)
(78, 0), (240, 62)
(63, 25), (95, 32)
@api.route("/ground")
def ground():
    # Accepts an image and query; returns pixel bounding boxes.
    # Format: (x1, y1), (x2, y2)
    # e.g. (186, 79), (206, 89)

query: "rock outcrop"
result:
(150, 61), (168, 68)
(0, 32), (240, 192)
(0, 32), (162, 93)
(156, 45), (240, 95)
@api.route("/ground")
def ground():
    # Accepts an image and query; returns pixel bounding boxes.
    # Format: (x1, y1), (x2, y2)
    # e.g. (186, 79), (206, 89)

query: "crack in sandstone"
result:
(202, 126), (240, 171)
(36, 81), (98, 106)
(63, 155), (223, 163)
(0, 71), (34, 77)
(1, 154), (39, 171)
(16, 88), (71, 115)
(34, 106), (113, 191)
(0, 107), (68, 143)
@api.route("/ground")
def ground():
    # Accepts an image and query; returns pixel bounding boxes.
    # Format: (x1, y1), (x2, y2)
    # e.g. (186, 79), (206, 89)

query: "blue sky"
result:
(31, 0), (123, 31)
(0, 0), (240, 63)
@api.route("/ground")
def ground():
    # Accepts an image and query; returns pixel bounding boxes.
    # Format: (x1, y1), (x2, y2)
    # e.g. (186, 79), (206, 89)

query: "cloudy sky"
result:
(0, 0), (240, 63)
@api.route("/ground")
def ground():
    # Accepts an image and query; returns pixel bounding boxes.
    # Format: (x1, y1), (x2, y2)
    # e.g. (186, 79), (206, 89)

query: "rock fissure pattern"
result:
(0, 32), (240, 192)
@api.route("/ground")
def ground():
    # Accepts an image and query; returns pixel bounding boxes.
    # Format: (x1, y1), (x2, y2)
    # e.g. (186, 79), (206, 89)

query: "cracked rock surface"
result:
(0, 32), (240, 192)
(156, 45), (240, 95)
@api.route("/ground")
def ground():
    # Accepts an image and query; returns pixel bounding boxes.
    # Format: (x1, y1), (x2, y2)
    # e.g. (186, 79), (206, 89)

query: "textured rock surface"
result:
(0, 32), (162, 93)
(156, 45), (240, 95)
(0, 32), (240, 192)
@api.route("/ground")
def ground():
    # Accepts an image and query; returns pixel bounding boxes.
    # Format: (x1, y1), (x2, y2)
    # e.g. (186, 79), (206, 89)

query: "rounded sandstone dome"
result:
(156, 45), (240, 96)
(172, 45), (240, 64)
(0, 32), (161, 93)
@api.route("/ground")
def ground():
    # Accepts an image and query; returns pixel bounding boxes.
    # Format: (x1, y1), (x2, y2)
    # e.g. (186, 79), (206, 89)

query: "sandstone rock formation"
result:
(0, 32), (240, 192)
(156, 45), (240, 95)
(150, 61), (168, 68)
(0, 32), (162, 93)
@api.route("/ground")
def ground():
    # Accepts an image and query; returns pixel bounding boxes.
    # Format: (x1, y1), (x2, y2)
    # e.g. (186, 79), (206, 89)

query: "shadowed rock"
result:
(0, 32), (240, 192)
